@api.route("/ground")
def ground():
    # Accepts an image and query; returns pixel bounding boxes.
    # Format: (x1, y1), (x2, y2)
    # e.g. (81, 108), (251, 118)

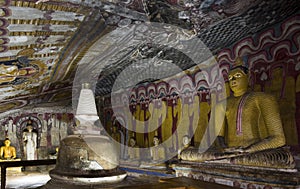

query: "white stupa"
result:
(43, 83), (127, 188)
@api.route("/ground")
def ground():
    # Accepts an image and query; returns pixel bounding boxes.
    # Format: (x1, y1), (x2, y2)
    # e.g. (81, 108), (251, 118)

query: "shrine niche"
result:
(22, 120), (38, 160)
(16, 116), (42, 160)
(0, 111), (75, 160)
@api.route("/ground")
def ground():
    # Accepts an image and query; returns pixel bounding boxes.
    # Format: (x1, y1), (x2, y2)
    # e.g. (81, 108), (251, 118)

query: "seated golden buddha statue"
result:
(180, 59), (295, 169)
(0, 138), (17, 160)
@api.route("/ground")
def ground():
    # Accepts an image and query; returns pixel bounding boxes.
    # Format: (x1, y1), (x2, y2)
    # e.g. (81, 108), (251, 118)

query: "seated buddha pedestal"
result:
(175, 143), (298, 188)
(172, 159), (300, 189)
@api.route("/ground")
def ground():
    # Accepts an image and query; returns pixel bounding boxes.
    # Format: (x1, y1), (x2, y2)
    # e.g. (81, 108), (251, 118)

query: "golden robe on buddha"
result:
(180, 63), (295, 169)
(223, 92), (285, 152)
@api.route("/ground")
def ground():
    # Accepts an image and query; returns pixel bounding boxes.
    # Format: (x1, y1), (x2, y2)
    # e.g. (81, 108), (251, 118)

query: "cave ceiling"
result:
(0, 0), (299, 114)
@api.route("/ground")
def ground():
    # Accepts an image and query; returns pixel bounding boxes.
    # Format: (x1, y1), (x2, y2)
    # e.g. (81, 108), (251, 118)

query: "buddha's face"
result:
(4, 140), (10, 147)
(228, 68), (248, 96)
(27, 125), (33, 131)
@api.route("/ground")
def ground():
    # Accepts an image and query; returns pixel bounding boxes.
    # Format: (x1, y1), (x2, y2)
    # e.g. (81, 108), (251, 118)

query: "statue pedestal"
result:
(120, 159), (141, 167)
(0, 159), (22, 173)
(172, 161), (300, 188)
(120, 164), (173, 178)
(295, 155), (300, 169)
(139, 161), (167, 170)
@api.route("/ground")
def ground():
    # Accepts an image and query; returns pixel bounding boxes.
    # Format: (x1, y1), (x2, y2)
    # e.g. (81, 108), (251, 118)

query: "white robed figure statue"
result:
(23, 121), (37, 160)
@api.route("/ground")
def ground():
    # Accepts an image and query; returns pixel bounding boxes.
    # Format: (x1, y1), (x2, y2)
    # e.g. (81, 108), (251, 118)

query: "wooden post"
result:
(1, 166), (6, 189)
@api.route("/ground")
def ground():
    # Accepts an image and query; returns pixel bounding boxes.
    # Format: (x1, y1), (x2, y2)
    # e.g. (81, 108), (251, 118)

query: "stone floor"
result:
(6, 171), (51, 189)
(4, 169), (234, 189)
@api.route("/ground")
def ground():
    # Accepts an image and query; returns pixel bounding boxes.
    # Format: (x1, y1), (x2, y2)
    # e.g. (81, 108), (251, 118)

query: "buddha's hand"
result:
(177, 150), (181, 159)
(223, 147), (247, 154)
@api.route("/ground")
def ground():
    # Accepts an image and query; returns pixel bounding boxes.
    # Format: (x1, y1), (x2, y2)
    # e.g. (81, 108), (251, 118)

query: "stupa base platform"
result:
(41, 167), (127, 188)
(172, 161), (300, 189)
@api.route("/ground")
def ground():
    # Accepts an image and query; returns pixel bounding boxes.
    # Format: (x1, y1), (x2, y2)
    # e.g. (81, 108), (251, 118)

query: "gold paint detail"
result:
(9, 43), (65, 51)
(0, 101), (25, 113)
(8, 19), (81, 27)
(11, 0), (86, 14)
(32, 52), (60, 58)
(0, 48), (47, 90)
(17, 48), (35, 56)
(9, 31), (74, 36)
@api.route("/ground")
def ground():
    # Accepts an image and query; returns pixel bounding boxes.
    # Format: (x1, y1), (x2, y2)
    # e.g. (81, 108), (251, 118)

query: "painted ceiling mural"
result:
(0, 0), (299, 114)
